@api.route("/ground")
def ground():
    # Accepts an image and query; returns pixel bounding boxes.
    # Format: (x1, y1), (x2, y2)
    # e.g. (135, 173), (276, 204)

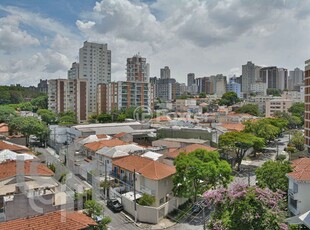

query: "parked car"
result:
(107, 199), (123, 212)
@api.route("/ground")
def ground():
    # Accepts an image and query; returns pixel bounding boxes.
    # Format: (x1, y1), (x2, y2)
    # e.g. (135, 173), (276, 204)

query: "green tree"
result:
(84, 200), (103, 218)
(0, 105), (16, 123)
(274, 111), (302, 129)
(138, 193), (156, 206)
(288, 102), (304, 121)
(97, 113), (112, 123)
(267, 88), (282, 96)
(96, 216), (112, 230)
(243, 118), (287, 142)
(8, 116), (49, 146)
(58, 110), (77, 125)
(205, 184), (287, 230)
(37, 109), (57, 124)
(291, 130), (304, 151)
(17, 102), (34, 111)
(235, 104), (260, 116)
(116, 113), (126, 122)
(173, 149), (232, 201)
(31, 95), (48, 110)
(218, 92), (240, 106)
(256, 160), (292, 192)
(199, 92), (206, 98)
(219, 131), (265, 171)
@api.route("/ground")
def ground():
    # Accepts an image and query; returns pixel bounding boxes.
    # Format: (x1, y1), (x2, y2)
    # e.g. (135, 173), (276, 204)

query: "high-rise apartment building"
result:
(289, 68), (304, 90)
(227, 77), (241, 98)
(97, 81), (154, 114)
(68, 62), (79, 80)
(48, 79), (88, 122)
(260, 66), (278, 89)
(78, 41), (111, 114)
(160, 66), (170, 79)
(242, 61), (256, 93)
(277, 68), (288, 90)
(211, 74), (227, 97)
(187, 73), (195, 87)
(37, 79), (48, 94)
(126, 54), (149, 82)
(304, 59), (310, 151)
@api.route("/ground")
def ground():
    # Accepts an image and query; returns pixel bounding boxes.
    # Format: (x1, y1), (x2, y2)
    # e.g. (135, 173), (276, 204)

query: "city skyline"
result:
(1, 0), (310, 86)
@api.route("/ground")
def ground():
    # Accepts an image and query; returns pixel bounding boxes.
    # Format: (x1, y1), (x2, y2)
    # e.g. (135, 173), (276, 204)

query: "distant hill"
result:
(0, 85), (46, 105)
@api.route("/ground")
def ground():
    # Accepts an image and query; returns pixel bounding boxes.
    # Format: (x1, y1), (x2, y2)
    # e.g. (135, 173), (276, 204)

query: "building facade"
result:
(265, 98), (293, 117)
(187, 73), (195, 87)
(305, 59), (310, 151)
(227, 77), (241, 98)
(68, 62), (79, 80)
(78, 41), (111, 114)
(48, 79), (88, 122)
(242, 61), (256, 93)
(160, 66), (170, 79)
(97, 81), (154, 114)
(126, 54), (149, 82)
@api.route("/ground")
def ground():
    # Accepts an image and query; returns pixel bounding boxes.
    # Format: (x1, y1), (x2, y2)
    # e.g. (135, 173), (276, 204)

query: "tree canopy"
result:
(235, 104), (260, 116)
(173, 149), (232, 201)
(267, 88), (282, 96)
(205, 184), (288, 230)
(0, 105), (16, 123)
(288, 102), (304, 120)
(58, 111), (77, 125)
(256, 160), (292, 192)
(9, 116), (49, 146)
(219, 131), (265, 171)
(218, 92), (240, 106)
(84, 200), (103, 218)
(37, 109), (57, 124)
(291, 130), (304, 151)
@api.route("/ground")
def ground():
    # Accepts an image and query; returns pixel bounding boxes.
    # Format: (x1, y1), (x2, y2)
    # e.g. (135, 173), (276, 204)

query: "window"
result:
(293, 183), (298, 193)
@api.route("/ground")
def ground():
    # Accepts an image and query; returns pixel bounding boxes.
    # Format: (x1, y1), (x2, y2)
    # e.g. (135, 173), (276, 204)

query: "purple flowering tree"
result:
(204, 184), (288, 230)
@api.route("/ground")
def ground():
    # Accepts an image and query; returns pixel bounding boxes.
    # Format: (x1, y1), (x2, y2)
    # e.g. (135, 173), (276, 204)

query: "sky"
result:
(0, 0), (310, 86)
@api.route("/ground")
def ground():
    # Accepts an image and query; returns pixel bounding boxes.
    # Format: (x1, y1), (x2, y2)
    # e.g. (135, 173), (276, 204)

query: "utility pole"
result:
(105, 160), (107, 200)
(276, 140), (279, 158)
(248, 167), (251, 186)
(203, 206), (206, 230)
(133, 169), (137, 223)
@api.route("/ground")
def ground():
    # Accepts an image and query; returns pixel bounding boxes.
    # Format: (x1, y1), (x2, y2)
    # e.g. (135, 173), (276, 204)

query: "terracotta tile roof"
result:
(84, 139), (127, 151)
(0, 160), (54, 180)
(287, 158), (310, 181)
(0, 211), (97, 230)
(151, 116), (172, 122)
(0, 123), (8, 133)
(113, 155), (176, 180)
(220, 123), (245, 132)
(96, 134), (108, 139)
(113, 132), (127, 139)
(167, 144), (217, 159)
(0, 140), (29, 152)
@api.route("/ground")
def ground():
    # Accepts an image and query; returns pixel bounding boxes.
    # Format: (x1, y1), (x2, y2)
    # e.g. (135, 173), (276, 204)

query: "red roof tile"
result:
(167, 144), (217, 159)
(287, 158), (310, 181)
(113, 155), (176, 180)
(220, 123), (245, 132)
(0, 140), (29, 152)
(113, 132), (127, 139)
(84, 139), (127, 151)
(0, 211), (97, 230)
(0, 160), (54, 180)
(96, 134), (108, 139)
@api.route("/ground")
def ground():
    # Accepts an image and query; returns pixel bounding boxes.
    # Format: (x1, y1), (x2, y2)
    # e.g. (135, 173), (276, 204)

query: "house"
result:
(82, 139), (127, 157)
(164, 144), (217, 166)
(0, 210), (97, 229)
(0, 160), (73, 221)
(96, 144), (145, 176)
(287, 158), (310, 216)
(112, 155), (176, 206)
(0, 141), (29, 153)
(112, 132), (133, 143)
(111, 155), (186, 224)
(218, 123), (245, 132)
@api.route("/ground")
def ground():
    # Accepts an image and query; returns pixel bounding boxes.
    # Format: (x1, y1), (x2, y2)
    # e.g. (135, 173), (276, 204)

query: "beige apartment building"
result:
(265, 98), (293, 117)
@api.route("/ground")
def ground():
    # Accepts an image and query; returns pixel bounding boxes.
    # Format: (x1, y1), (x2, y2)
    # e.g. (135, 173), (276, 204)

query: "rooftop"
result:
(0, 160), (54, 180)
(113, 155), (176, 180)
(219, 123), (245, 132)
(287, 158), (310, 181)
(167, 144), (217, 159)
(157, 138), (208, 144)
(0, 140), (29, 152)
(0, 211), (97, 230)
(84, 139), (127, 151)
